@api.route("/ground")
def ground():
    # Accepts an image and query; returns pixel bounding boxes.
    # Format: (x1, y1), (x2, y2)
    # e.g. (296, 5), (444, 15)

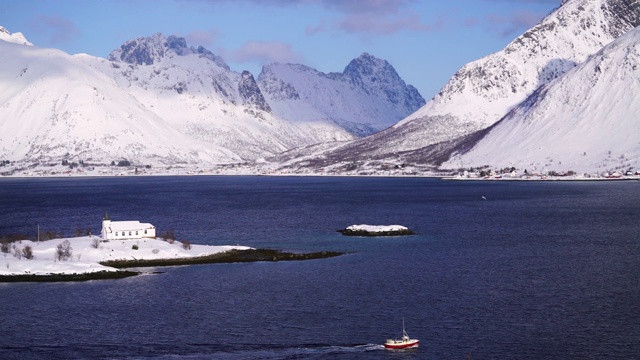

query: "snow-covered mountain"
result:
(87, 32), (347, 160)
(0, 35), (238, 166)
(0, 26), (31, 46)
(294, 0), (640, 169)
(258, 53), (425, 136)
(444, 26), (640, 174)
(0, 30), (423, 168)
(108, 33), (230, 70)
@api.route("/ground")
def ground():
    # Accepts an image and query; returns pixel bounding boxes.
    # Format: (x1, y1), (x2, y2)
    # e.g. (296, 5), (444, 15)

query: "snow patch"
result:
(0, 236), (251, 276)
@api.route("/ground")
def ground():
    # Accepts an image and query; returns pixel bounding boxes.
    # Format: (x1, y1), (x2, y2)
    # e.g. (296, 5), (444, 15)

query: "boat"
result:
(384, 319), (419, 350)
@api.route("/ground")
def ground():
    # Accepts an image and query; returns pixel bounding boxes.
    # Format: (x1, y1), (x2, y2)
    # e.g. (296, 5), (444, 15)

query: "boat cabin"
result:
(101, 213), (156, 240)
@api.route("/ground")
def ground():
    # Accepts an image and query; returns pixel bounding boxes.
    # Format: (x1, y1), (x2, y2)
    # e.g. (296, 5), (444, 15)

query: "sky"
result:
(0, 0), (561, 100)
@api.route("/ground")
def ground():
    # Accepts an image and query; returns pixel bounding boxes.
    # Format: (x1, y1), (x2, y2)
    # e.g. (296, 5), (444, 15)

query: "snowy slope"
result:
(0, 39), (239, 165)
(90, 33), (355, 160)
(0, 26), (31, 46)
(258, 53), (425, 136)
(444, 26), (640, 174)
(300, 0), (640, 164)
(394, 0), (640, 147)
(1, 29), (423, 168)
(1, 236), (250, 276)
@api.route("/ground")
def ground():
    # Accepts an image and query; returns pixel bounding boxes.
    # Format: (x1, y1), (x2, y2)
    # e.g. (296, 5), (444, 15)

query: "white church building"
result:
(101, 213), (156, 240)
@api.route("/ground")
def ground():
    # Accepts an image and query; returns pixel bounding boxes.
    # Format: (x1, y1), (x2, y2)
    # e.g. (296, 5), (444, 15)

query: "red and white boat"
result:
(384, 319), (419, 350)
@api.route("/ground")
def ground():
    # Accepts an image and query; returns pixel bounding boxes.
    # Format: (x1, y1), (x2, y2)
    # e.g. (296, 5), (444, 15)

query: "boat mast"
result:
(402, 318), (408, 338)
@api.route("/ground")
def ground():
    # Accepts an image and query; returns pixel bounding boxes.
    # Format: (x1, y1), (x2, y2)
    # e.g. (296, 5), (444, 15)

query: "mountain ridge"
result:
(0, 29), (424, 169)
(281, 0), (640, 173)
(258, 52), (425, 137)
(443, 26), (640, 174)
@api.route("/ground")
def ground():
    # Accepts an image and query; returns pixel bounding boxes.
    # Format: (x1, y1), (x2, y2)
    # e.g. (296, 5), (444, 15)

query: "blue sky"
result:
(0, 0), (560, 99)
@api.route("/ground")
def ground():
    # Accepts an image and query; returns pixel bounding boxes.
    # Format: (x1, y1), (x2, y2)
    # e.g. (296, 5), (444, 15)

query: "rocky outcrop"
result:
(239, 70), (271, 113)
(108, 33), (229, 69)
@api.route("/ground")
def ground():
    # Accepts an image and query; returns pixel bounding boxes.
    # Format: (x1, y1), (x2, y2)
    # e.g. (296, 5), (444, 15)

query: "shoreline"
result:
(1, 169), (639, 181)
(0, 270), (141, 283)
(99, 248), (345, 268)
(0, 249), (346, 283)
(444, 176), (640, 182)
(337, 225), (415, 237)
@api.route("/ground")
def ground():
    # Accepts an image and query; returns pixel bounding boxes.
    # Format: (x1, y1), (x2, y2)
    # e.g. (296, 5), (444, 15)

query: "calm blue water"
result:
(0, 176), (638, 360)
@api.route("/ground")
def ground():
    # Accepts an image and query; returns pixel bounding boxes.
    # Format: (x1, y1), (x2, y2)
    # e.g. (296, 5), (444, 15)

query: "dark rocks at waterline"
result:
(0, 249), (345, 283)
(100, 249), (346, 268)
(0, 270), (140, 283)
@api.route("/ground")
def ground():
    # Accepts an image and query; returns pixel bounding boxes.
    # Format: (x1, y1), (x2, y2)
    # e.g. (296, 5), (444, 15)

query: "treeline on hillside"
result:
(1, 227), (94, 245)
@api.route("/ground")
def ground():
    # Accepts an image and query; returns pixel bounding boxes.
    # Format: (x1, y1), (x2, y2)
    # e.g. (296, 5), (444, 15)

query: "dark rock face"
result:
(238, 71), (271, 113)
(165, 35), (188, 55)
(196, 46), (230, 71)
(257, 65), (301, 101)
(108, 33), (229, 70)
(111, 36), (163, 65)
(344, 53), (425, 110)
(107, 33), (167, 65)
(604, 0), (640, 37)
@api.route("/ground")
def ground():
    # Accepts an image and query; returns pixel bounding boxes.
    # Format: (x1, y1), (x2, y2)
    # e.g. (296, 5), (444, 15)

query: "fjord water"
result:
(0, 176), (638, 359)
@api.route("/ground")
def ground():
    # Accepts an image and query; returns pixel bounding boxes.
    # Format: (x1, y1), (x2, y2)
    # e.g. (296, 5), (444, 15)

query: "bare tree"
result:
(22, 245), (34, 259)
(162, 229), (177, 244)
(0, 240), (9, 254)
(56, 240), (72, 261)
(91, 237), (101, 249)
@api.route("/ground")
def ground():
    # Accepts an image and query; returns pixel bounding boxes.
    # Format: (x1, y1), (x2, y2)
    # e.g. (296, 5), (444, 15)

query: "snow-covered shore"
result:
(344, 225), (409, 233)
(0, 236), (251, 277)
(1, 160), (639, 180)
(337, 224), (415, 236)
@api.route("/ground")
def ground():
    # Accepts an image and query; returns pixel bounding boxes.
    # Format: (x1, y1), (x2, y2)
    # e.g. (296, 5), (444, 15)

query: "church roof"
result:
(107, 221), (155, 231)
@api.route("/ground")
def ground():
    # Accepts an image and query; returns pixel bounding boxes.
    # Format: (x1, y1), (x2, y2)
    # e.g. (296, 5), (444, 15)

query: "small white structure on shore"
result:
(101, 213), (156, 240)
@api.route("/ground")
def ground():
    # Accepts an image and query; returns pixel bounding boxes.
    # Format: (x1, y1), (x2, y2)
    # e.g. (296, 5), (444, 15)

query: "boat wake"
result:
(120, 343), (385, 360)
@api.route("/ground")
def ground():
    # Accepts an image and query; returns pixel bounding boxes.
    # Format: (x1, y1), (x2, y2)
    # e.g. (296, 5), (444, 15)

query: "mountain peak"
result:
(284, 0), (640, 173)
(444, 26), (640, 173)
(392, 0), (640, 144)
(343, 52), (395, 78)
(108, 32), (172, 65)
(239, 70), (271, 113)
(256, 55), (424, 136)
(108, 33), (229, 69)
(0, 26), (32, 46)
(342, 52), (425, 111)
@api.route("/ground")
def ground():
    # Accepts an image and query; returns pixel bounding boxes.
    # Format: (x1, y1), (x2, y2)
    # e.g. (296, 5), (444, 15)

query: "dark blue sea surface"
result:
(0, 176), (638, 359)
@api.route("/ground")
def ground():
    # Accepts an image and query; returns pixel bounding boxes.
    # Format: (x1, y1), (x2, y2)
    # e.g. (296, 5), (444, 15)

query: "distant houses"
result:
(100, 213), (156, 240)
(457, 167), (639, 180)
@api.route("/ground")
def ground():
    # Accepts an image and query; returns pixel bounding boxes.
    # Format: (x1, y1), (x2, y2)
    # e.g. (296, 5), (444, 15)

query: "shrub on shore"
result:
(22, 245), (33, 259)
(56, 240), (73, 261)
